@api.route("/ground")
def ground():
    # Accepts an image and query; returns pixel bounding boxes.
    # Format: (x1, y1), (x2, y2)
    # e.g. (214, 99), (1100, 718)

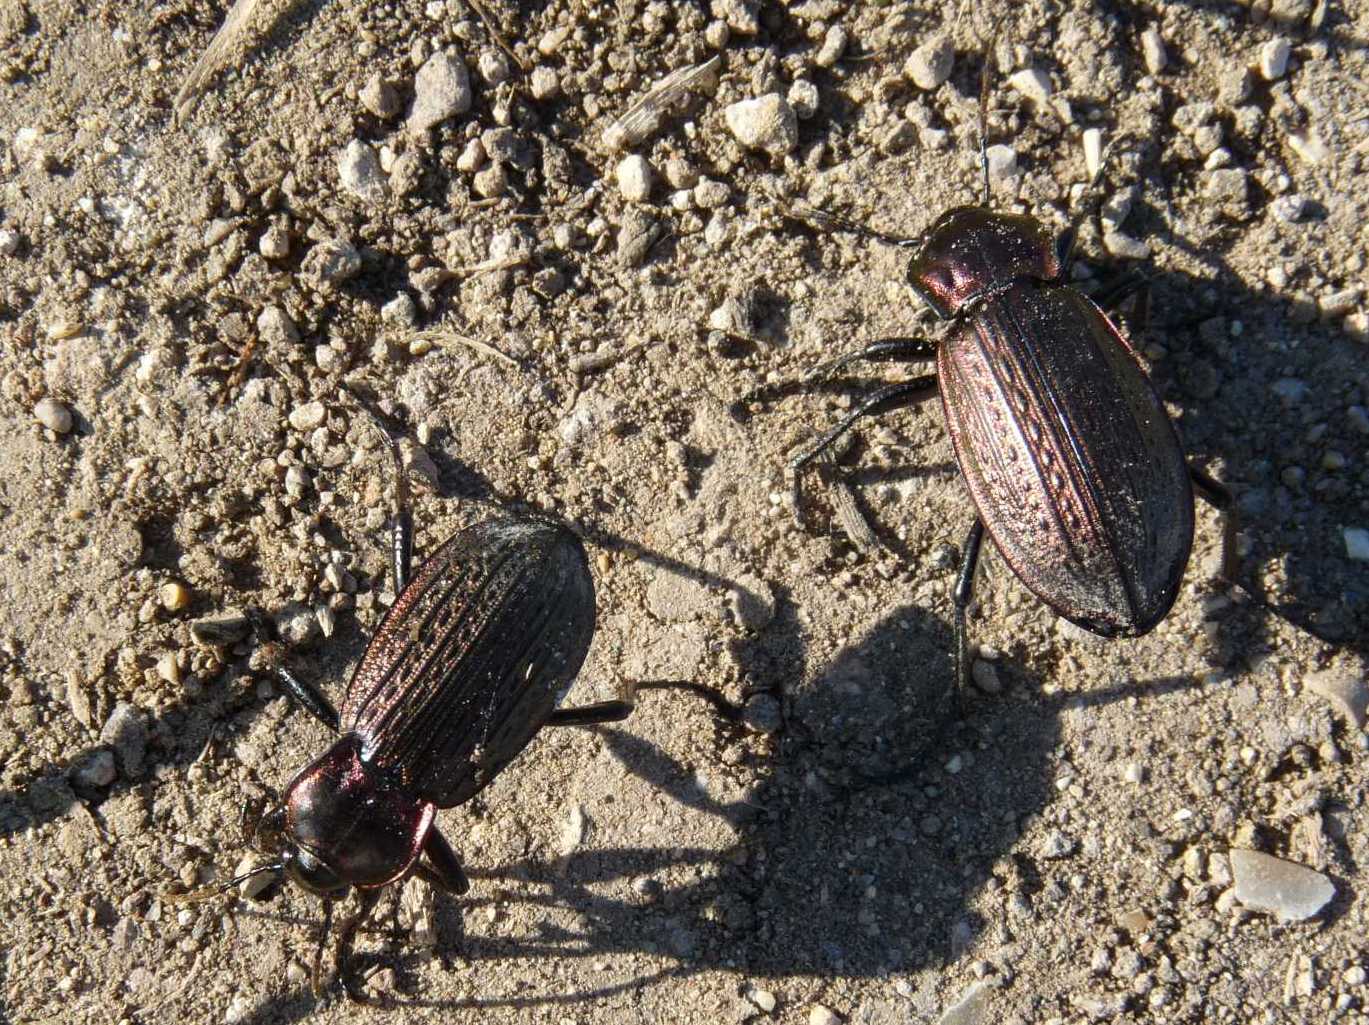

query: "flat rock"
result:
(1304, 665), (1368, 728)
(1230, 848), (1334, 921)
(724, 94), (798, 156)
(936, 981), (991, 1025)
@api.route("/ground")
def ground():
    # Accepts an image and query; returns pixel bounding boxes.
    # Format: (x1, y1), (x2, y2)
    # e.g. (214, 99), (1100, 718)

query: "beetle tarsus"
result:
(803, 336), (938, 385)
(546, 679), (742, 726)
(1189, 465), (1239, 584)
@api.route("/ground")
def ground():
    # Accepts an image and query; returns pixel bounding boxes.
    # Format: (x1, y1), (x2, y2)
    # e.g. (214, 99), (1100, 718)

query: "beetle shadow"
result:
(374, 603), (1066, 1002)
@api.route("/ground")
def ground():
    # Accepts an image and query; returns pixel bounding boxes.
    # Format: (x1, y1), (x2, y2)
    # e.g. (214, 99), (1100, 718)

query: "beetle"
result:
(172, 424), (738, 998)
(786, 67), (1237, 708)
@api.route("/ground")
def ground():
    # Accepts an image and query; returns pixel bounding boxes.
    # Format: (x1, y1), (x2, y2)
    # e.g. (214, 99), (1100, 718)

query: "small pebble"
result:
(809, 1005), (841, 1025)
(788, 79), (819, 120)
(1304, 665), (1368, 729)
(530, 66), (560, 100)
(970, 659), (1002, 694)
(408, 51), (472, 134)
(304, 238), (362, 285)
(1230, 849), (1334, 921)
(1270, 194), (1307, 222)
(358, 74), (400, 119)
(814, 25), (847, 68)
(338, 140), (386, 203)
(190, 609), (251, 646)
(1140, 26), (1168, 74)
(477, 49), (510, 86)
(905, 35), (954, 90)
(694, 178), (730, 209)
(72, 750), (116, 788)
(100, 703), (147, 779)
(33, 397), (73, 434)
(747, 986), (777, 1013)
(289, 401), (326, 432)
(1083, 128), (1104, 179)
(0, 227), (20, 255)
(257, 305), (300, 346)
(234, 855), (279, 900)
(985, 144), (1017, 184)
(616, 154), (655, 203)
(473, 163), (507, 198)
(1260, 38), (1291, 80)
(1008, 67), (1052, 106)
(617, 209), (660, 267)
(159, 581), (191, 612)
(258, 224), (290, 259)
(1343, 527), (1369, 562)
(724, 94), (799, 157)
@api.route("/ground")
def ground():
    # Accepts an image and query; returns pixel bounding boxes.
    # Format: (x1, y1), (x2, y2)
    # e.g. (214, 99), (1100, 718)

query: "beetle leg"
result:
(312, 898), (334, 997)
(804, 337), (938, 384)
(276, 666), (341, 732)
(790, 377), (938, 527)
(1189, 465), (1239, 582)
(953, 519), (986, 705)
(547, 679), (742, 726)
(417, 827), (471, 895)
(335, 887), (384, 1003)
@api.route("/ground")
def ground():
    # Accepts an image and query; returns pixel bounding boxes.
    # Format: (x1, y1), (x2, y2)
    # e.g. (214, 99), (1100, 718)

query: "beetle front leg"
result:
(790, 377), (938, 528)
(952, 519), (986, 707)
(1189, 465), (1239, 582)
(804, 337), (938, 385)
(335, 887), (385, 1003)
(547, 679), (742, 726)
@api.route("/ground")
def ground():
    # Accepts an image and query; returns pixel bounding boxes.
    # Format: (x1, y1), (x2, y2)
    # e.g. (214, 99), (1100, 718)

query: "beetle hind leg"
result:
(547, 680), (742, 726)
(1190, 465), (1239, 583)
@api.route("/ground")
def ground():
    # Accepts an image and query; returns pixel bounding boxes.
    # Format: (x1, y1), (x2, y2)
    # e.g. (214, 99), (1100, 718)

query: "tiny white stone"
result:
(33, 397), (73, 433)
(1230, 849), (1334, 921)
(616, 154), (655, 203)
(408, 51), (472, 134)
(724, 94), (799, 157)
(1260, 38), (1291, 80)
(1140, 26), (1168, 74)
(904, 35), (954, 90)
(1083, 127), (1104, 179)
(1008, 67), (1053, 106)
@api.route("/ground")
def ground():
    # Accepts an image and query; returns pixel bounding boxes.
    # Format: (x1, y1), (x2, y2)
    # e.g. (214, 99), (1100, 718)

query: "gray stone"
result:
(100, 703), (148, 779)
(1304, 665), (1368, 728)
(303, 238), (362, 285)
(358, 74), (400, 119)
(339, 140), (386, 203)
(408, 51), (472, 133)
(71, 749), (116, 788)
(936, 982), (991, 1025)
(257, 305), (299, 346)
(617, 209), (660, 267)
(1230, 848), (1334, 921)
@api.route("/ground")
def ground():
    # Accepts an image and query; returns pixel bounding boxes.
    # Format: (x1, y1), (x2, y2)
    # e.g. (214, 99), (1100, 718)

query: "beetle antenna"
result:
(165, 861), (285, 904)
(784, 203), (922, 249)
(978, 54), (992, 206)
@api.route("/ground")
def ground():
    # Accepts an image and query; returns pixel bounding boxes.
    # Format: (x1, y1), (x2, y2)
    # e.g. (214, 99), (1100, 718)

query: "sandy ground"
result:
(1, 1), (1367, 1023)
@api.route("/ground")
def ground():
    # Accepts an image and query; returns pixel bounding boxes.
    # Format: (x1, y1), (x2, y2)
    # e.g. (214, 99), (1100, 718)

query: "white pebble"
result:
(338, 140), (386, 203)
(1008, 67), (1053, 106)
(530, 66), (559, 100)
(1083, 128), (1104, 179)
(1140, 26), (1168, 74)
(616, 154), (655, 203)
(289, 401), (326, 432)
(788, 79), (819, 120)
(904, 35), (954, 90)
(985, 144), (1018, 183)
(814, 25), (847, 68)
(724, 94), (799, 157)
(1260, 38), (1291, 80)
(809, 1005), (841, 1025)
(34, 397), (72, 433)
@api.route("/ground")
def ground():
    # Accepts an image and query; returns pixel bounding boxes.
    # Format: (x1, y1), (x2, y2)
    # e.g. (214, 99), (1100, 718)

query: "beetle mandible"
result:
(787, 61), (1237, 704)
(172, 421), (739, 998)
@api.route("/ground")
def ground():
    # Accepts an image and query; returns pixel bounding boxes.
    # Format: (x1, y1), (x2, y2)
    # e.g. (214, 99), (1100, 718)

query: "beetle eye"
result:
(286, 848), (349, 899)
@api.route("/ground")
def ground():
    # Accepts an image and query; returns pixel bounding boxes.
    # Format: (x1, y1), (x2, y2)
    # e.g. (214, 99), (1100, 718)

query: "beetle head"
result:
(907, 207), (1066, 319)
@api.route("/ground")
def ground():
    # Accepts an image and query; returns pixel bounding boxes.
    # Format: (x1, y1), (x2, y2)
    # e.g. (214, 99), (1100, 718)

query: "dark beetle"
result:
(173, 431), (736, 997)
(789, 96), (1236, 703)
